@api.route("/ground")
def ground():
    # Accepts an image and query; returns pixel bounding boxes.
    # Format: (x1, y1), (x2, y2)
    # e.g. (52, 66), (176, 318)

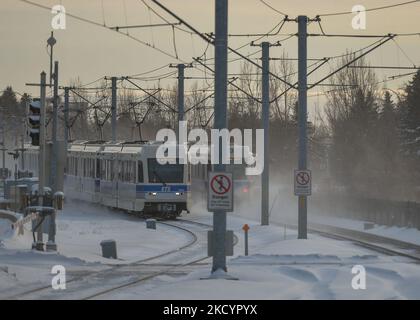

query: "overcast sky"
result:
(1, 0), (419, 109)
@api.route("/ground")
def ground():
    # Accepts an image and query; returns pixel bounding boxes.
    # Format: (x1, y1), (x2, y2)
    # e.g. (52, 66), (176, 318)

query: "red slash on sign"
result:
(210, 174), (232, 195)
(296, 171), (310, 185)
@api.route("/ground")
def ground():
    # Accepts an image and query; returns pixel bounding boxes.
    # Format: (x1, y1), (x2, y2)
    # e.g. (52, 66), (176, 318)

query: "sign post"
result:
(242, 224), (250, 256)
(208, 172), (233, 212)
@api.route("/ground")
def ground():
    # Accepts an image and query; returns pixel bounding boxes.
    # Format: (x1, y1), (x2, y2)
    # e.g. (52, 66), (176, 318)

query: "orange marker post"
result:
(242, 224), (250, 256)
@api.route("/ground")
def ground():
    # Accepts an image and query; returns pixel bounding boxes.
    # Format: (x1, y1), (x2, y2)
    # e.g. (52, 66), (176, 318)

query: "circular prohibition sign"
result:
(296, 171), (310, 186)
(210, 174), (232, 195)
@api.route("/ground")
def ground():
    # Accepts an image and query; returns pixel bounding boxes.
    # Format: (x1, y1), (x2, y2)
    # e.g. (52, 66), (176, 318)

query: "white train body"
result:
(24, 141), (190, 218)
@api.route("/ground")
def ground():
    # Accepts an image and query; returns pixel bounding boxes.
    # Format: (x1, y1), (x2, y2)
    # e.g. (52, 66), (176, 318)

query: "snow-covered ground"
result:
(0, 201), (192, 298)
(102, 212), (420, 300)
(1, 200), (420, 299)
(3, 201), (191, 264)
(308, 214), (420, 246)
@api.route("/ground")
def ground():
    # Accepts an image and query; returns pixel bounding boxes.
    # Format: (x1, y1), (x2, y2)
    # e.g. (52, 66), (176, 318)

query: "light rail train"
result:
(25, 141), (189, 219)
(23, 141), (256, 218)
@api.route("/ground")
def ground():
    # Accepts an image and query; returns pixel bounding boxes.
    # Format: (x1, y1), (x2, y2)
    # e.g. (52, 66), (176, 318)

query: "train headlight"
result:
(175, 192), (181, 196)
(149, 192), (157, 196)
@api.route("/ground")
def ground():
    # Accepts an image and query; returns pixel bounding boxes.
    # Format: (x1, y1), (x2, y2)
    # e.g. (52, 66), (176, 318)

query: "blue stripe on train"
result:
(136, 184), (189, 192)
(94, 180), (189, 194)
(136, 184), (189, 198)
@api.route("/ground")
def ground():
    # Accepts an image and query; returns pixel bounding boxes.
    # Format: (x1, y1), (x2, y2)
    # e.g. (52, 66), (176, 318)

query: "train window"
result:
(84, 158), (87, 177)
(137, 161), (144, 183)
(148, 158), (184, 183)
(130, 161), (136, 183)
(96, 159), (100, 179)
(101, 159), (106, 180)
(90, 158), (94, 178)
(106, 160), (111, 181)
(118, 160), (123, 181)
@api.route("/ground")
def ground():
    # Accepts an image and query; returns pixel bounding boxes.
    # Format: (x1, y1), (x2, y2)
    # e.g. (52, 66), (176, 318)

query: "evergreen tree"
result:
(399, 70), (420, 186)
(377, 91), (399, 180)
(400, 71), (420, 159)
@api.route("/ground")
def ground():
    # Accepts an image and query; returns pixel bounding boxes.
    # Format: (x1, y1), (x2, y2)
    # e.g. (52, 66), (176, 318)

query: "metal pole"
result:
(47, 32), (56, 87)
(1, 124), (5, 173)
(212, 0), (228, 273)
(47, 62), (59, 250)
(49, 45), (53, 87)
(0, 119), (5, 192)
(244, 229), (248, 256)
(111, 77), (117, 142)
(48, 63), (60, 250)
(177, 64), (185, 123)
(51, 61), (59, 191)
(261, 42), (270, 226)
(36, 71), (47, 251)
(21, 134), (24, 170)
(298, 16), (308, 239)
(64, 87), (69, 152)
(22, 100), (29, 170)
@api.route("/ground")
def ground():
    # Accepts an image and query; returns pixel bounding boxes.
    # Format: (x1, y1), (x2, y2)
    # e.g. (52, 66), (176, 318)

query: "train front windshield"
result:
(148, 159), (184, 183)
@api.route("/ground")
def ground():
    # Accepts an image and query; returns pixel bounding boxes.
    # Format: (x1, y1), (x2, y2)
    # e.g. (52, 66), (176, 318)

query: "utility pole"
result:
(64, 87), (69, 152)
(212, 0), (228, 273)
(261, 42), (270, 227)
(111, 77), (117, 142)
(175, 64), (185, 123)
(170, 63), (193, 123)
(20, 134), (25, 170)
(251, 41), (281, 226)
(21, 100), (30, 170)
(47, 32), (56, 87)
(0, 119), (5, 177)
(51, 61), (59, 191)
(36, 71), (47, 251)
(46, 61), (59, 252)
(297, 15), (308, 239)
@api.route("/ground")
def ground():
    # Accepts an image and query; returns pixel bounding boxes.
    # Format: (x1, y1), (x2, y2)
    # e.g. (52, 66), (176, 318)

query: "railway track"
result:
(308, 222), (420, 262)
(83, 218), (420, 299)
(273, 219), (420, 263)
(3, 219), (209, 300)
(82, 219), (240, 300)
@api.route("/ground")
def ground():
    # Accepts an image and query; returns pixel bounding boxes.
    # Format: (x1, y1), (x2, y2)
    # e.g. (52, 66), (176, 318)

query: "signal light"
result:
(28, 99), (41, 146)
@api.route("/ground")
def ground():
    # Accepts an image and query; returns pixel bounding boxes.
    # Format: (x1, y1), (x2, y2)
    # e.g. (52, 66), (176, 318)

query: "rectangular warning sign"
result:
(207, 172), (234, 212)
(294, 169), (312, 196)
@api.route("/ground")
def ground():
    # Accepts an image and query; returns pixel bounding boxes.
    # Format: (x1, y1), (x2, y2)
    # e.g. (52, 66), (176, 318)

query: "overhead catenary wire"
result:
(123, 77), (177, 113)
(150, 0), (295, 89)
(309, 35), (395, 89)
(392, 38), (418, 67)
(18, 0), (186, 62)
(139, 0), (194, 35)
(258, 0), (289, 16)
(318, 0), (420, 17)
